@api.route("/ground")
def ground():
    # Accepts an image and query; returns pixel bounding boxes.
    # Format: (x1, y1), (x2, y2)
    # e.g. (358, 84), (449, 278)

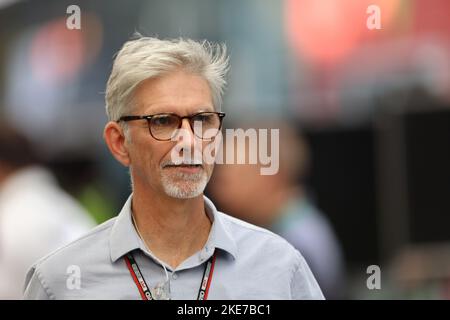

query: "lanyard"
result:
(124, 250), (217, 300)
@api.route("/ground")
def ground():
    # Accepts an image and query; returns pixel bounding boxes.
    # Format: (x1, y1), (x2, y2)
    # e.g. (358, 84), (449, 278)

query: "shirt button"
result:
(172, 273), (178, 280)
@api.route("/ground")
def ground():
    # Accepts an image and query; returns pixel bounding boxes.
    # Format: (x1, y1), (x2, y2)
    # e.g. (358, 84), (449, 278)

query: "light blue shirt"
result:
(23, 195), (324, 299)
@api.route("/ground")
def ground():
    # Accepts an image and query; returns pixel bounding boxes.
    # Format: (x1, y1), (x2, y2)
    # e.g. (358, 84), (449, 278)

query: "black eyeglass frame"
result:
(117, 111), (226, 141)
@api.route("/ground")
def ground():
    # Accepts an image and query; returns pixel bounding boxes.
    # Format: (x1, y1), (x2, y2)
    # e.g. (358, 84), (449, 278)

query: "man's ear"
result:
(103, 122), (131, 167)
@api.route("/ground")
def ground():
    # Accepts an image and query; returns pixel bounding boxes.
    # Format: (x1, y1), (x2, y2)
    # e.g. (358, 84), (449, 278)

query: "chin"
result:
(163, 184), (206, 199)
(160, 174), (209, 199)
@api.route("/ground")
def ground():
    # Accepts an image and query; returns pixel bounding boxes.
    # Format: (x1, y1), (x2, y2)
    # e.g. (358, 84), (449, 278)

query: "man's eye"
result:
(193, 114), (212, 123)
(152, 116), (173, 126)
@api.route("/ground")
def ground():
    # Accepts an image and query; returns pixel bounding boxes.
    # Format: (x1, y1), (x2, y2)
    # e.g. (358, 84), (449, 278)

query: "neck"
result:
(131, 186), (212, 269)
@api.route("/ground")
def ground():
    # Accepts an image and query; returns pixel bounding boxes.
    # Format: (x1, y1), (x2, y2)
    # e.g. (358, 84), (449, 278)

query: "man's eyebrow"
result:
(141, 106), (215, 115)
(192, 107), (215, 113)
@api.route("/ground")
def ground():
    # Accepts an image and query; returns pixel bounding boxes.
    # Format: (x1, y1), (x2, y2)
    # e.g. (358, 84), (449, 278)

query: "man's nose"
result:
(175, 118), (198, 148)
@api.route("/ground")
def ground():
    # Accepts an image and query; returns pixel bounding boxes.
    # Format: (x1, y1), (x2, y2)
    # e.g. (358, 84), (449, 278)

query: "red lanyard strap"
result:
(198, 251), (217, 300)
(124, 250), (217, 300)
(124, 252), (153, 300)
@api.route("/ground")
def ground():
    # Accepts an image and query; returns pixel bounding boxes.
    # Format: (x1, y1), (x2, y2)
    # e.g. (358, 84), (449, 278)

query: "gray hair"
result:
(105, 35), (229, 121)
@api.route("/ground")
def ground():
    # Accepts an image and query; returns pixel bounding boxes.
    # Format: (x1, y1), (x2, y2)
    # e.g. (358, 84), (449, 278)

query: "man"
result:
(0, 123), (95, 299)
(23, 36), (323, 299)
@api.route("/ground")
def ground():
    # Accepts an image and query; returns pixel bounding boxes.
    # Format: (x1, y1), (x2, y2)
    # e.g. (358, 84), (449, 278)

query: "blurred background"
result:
(0, 0), (449, 299)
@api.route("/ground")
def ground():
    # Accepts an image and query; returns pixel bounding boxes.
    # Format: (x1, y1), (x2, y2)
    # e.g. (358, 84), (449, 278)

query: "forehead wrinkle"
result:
(131, 77), (214, 121)
(140, 103), (214, 116)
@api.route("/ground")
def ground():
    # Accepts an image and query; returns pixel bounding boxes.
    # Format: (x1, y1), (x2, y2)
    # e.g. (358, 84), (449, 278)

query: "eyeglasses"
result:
(117, 111), (225, 141)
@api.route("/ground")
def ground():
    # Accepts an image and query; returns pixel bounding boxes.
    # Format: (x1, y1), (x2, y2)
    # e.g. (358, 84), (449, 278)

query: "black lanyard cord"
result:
(124, 250), (217, 300)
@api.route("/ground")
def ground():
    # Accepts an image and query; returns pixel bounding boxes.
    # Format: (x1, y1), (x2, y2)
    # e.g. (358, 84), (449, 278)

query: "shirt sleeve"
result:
(23, 265), (52, 300)
(290, 252), (326, 300)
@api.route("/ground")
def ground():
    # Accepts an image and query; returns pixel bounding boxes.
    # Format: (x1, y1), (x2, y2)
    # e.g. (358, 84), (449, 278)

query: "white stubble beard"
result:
(160, 166), (210, 199)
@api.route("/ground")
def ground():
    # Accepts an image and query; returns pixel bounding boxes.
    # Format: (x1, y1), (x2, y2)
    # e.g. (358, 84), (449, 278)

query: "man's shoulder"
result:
(216, 211), (324, 299)
(28, 217), (117, 277)
(217, 211), (271, 234)
(217, 211), (301, 259)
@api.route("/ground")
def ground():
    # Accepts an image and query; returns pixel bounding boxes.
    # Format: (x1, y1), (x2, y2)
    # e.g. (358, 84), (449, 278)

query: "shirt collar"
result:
(109, 194), (238, 263)
(203, 195), (238, 260)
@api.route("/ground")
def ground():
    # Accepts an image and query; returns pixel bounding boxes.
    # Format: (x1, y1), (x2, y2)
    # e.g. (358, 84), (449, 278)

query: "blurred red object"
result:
(285, 0), (404, 66)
